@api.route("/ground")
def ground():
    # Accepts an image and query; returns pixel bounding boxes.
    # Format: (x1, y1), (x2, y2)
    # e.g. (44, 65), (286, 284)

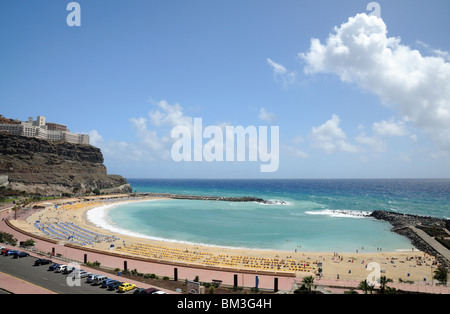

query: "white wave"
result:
(305, 209), (372, 219)
(258, 199), (291, 206)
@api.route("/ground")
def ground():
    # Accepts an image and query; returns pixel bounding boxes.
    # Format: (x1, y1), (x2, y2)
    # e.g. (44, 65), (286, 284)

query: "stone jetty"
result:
(136, 192), (286, 204)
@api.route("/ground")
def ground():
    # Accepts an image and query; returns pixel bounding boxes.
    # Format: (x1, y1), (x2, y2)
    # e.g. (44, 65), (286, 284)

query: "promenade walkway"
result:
(409, 226), (450, 263)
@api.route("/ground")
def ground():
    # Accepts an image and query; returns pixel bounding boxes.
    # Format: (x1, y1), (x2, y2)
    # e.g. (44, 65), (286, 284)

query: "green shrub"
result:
(0, 232), (17, 246)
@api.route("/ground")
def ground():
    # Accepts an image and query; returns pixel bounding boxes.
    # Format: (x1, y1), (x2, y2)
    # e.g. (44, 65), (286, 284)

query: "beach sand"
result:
(20, 197), (439, 283)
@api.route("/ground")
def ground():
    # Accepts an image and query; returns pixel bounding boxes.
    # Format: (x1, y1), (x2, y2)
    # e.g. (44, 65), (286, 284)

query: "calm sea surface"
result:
(87, 179), (450, 253)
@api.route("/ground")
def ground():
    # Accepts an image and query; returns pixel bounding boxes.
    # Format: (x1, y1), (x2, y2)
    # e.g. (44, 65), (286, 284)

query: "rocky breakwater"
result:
(140, 192), (286, 204)
(370, 210), (450, 267)
(0, 133), (131, 195)
(370, 210), (446, 228)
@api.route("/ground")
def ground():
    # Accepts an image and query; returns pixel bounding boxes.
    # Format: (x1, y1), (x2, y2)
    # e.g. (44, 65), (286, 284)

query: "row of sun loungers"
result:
(34, 221), (120, 246)
(116, 243), (316, 273)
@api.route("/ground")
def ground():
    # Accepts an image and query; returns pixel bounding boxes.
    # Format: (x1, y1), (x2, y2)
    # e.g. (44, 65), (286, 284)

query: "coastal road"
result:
(0, 254), (127, 294)
(409, 226), (450, 263)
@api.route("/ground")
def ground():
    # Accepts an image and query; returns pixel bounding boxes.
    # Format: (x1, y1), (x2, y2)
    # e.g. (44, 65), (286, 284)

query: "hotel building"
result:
(0, 115), (90, 145)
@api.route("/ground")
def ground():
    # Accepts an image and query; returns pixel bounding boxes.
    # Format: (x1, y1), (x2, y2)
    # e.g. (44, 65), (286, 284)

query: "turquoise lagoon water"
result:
(87, 179), (450, 253)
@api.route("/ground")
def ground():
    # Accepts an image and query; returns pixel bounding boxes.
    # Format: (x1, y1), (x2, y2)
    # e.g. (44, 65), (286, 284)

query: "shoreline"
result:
(18, 196), (442, 283)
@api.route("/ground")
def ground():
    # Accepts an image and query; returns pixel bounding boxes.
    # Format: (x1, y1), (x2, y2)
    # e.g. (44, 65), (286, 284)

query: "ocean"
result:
(87, 179), (450, 253)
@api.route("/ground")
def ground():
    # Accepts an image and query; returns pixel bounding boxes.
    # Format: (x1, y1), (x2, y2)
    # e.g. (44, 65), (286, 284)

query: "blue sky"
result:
(1, 0), (449, 179)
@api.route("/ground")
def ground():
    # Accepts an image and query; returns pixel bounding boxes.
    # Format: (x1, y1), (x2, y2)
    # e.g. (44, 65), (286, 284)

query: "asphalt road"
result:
(0, 253), (133, 294)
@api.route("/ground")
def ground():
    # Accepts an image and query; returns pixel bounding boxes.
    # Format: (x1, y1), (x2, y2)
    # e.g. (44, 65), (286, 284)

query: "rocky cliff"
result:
(0, 132), (131, 195)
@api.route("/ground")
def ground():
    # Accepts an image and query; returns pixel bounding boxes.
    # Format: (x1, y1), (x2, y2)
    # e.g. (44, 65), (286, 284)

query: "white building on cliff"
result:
(0, 115), (90, 145)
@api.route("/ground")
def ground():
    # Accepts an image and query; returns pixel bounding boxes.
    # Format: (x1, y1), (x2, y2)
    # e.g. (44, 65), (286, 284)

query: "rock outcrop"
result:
(0, 132), (131, 195)
(370, 210), (446, 228)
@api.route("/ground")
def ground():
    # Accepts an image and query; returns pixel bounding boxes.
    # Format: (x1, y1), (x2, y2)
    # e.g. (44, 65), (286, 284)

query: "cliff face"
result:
(0, 133), (131, 194)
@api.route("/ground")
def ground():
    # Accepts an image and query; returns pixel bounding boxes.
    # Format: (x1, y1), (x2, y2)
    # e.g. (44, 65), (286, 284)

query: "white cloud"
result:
(267, 58), (296, 87)
(372, 118), (408, 137)
(90, 99), (283, 166)
(355, 132), (386, 153)
(90, 99), (195, 163)
(88, 129), (103, 147)
(148, 99), (193, 129)
(258, 107), (278, 123)
(355, 118), (411, 153)
(310, 114), (360, 154)
(129, 117), (169, 154)
(89, 129), (150, 162)
(299, 13), (450, 151)
(416, 40), (450, 61)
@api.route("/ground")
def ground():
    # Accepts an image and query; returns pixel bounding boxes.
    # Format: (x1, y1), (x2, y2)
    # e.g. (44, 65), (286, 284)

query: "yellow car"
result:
(118, 283), (136, 292)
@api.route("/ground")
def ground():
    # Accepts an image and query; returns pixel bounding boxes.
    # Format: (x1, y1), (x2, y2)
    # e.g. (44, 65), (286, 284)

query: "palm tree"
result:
(302, 275), (315, 294)
(358, 279), (375, 294)
(12, 205), (19, 219)
(379, 276), (393, 294)
(433, 266), (448, 286)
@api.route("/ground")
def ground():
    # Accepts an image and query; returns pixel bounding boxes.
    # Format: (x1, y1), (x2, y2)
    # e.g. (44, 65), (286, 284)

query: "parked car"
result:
(54, 265), (67, 273)
(107, 281), (123, 291)
(34, 258), (52, 266)
(63, 266), (77, 274)
(0, 245), (5, 251)
(93, 275), (109, 286)
(4, 250), (17, 256)
(1, 248), (10, 255)
(152, 290), (167, 294)
(101, 279), (117, 288)
(13, 251), (29, 258)
(134, 287), (158, 294)
(86, 274), (100, 283)
(48, 263), (61, 271)
(72, 270), (90, 279)
(118, 283), (136, 292)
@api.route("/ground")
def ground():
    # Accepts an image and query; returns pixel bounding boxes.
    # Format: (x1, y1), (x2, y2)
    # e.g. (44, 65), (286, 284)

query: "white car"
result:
(55, 265), (67, 273)
(72, 270), (90, 279)
(86, 274), (100, 283)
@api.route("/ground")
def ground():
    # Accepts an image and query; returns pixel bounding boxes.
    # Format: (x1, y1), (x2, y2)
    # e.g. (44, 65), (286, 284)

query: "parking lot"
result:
(0, 251), (140, 294)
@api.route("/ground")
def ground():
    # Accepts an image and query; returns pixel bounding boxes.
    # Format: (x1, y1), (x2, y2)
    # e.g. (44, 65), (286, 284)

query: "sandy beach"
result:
(19, 196), (440, 284)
